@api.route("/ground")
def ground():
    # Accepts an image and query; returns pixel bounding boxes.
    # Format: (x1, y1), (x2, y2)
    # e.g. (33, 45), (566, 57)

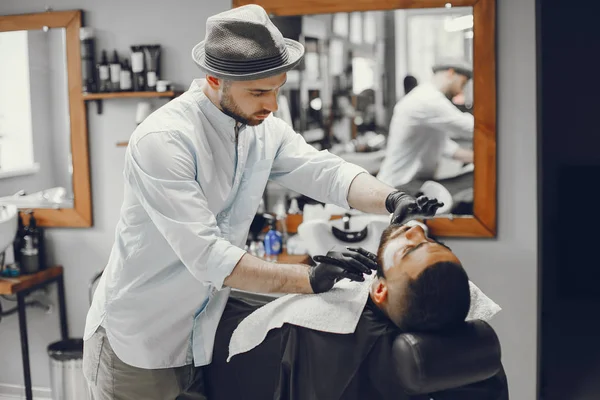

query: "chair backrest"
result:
(391, 320), (502, 395)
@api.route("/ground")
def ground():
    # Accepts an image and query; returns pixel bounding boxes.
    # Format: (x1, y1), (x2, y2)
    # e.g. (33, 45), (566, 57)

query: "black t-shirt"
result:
(182, 295), (508, 400)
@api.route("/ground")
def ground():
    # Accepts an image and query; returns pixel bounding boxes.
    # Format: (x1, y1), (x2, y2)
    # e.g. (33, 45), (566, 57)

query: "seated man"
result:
(179, 222), (508, 400)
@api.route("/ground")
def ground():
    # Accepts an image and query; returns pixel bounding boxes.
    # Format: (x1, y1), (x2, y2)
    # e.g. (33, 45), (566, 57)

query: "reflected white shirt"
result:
(377, 83), (474, 187)
(84, 79), (367, 369)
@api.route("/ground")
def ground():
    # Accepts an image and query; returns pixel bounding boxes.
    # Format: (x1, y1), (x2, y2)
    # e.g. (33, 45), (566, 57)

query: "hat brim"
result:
(192, 38), (304, 81)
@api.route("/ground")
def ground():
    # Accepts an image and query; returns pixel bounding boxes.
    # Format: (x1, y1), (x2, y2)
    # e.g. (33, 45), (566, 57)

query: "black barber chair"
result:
(392, 319), (503, 397)
(197, 291), (506, 400)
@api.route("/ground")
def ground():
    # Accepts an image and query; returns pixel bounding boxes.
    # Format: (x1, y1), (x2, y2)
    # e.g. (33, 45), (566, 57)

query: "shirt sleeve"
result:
(442, 138), (460, 158)
(427, 95), (475, 139)
(124, 130), (246, 290)
(269, 120), (368, 209)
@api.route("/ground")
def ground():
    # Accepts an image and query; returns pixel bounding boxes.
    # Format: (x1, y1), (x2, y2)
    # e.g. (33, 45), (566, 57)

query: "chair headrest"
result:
(392, 320), (502, 394)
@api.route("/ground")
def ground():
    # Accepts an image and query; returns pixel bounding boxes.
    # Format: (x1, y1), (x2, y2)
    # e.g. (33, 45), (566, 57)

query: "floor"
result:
(0, 382), (51, 399)
(541, 299), (600, 400)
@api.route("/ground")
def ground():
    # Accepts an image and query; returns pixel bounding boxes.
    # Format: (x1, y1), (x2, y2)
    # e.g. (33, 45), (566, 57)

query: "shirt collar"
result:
(189, 79), (247, 138)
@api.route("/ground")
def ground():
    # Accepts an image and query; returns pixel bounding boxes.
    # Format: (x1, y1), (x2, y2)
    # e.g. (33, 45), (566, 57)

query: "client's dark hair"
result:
(399, 261), (470, 332)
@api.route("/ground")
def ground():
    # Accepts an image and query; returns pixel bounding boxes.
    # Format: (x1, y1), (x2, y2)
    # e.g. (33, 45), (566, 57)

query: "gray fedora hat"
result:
(192, 4), (305, 81)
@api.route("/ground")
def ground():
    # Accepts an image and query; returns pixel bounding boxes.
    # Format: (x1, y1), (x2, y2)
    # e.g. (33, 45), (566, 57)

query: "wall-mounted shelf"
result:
(83, 91), (181, 114)
(83, 91), (178, 100)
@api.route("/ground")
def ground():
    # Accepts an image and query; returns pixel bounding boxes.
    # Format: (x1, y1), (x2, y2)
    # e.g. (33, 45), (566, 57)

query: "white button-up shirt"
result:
(84, 79), (367, 369)
(377, 83), (474, 188)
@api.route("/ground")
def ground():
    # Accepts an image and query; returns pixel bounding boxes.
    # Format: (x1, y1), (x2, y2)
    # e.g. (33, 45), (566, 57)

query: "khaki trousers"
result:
(82, 326), (196, 400)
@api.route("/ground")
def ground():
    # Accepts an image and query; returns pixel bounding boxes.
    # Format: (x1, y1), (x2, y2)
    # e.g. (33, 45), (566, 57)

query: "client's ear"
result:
(371, 279), (388, 306)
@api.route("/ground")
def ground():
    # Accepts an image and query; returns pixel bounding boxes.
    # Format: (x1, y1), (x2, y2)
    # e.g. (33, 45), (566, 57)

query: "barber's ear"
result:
(371, 279), (388, 305)
(206, 75), (222, 90)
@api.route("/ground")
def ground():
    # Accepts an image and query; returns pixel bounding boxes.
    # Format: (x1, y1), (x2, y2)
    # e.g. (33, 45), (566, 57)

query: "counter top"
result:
(276, 250), (312, 265)
(0, 266), (63, 295)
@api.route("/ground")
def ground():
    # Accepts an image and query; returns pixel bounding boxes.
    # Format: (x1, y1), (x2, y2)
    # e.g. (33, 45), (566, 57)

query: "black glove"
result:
(385, 191), (444, 225)
(346, 247), (379, 268)
(309, 249), (378, 294)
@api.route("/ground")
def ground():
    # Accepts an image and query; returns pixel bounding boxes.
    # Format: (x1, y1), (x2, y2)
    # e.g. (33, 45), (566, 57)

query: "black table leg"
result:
(17, 292), (33, 400)
(56, 274), (69, 339)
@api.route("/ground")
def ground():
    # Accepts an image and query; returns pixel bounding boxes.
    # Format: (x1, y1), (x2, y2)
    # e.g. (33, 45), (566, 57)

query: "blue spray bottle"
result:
(263, 217), (283, 262)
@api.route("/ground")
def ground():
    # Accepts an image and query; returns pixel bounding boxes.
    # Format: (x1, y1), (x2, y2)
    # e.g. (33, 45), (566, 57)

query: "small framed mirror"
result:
(0, 10), (92, 227)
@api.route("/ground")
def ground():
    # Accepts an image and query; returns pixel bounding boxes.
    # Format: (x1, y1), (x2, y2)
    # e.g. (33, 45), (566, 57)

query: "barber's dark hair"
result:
(398, 261), (470, 332)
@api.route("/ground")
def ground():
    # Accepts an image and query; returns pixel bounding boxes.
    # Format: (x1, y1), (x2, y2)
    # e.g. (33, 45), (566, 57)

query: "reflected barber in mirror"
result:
(82, 5), (444, 400)
(377, 59), (475, 203)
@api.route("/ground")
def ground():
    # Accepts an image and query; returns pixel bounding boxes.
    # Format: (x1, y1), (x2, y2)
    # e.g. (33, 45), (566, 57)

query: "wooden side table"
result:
(0, 266), (69, 400)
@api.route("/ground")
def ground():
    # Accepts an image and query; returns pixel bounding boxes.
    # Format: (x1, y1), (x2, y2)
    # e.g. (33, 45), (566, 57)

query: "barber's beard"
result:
(220, 93), (264, 126)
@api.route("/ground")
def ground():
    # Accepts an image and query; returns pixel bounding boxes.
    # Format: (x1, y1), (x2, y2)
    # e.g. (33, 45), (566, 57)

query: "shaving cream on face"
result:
(404, 220), (429, 235)
(382, 237), (404, 271)
(381, 221), (429, 271)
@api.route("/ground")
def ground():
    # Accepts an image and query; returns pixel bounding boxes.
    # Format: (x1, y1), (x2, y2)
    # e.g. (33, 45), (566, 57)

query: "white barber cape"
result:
(84, 79), (367, 369)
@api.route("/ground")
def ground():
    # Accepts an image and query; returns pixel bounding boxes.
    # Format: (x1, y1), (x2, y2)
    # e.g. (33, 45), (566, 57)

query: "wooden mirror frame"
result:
(234, 0), (496, 238)
(0, 10), (92, 227)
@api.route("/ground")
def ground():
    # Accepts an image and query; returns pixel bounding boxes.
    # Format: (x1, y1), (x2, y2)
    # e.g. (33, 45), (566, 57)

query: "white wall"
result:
(448, 0), (538, 397)
(0, 0), (537, 399)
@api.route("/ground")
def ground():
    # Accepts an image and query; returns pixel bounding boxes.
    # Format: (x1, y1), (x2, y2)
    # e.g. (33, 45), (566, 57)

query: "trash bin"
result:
(47, 339), (88, 400)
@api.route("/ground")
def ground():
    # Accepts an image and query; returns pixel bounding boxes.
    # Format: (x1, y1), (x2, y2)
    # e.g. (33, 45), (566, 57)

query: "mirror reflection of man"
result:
(377, 59), (474, 190)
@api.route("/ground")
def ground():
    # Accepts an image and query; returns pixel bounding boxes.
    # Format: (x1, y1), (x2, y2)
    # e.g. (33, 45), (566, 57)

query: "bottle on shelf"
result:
(109, 50), (122, 92)
(130, 45), (146, 92)
(120, 59), (133, 92)
(263, 217), (283, 262)
(97, 50), (111, 92)
(26, 212), (46, 271)
(80, 27), (97, 93)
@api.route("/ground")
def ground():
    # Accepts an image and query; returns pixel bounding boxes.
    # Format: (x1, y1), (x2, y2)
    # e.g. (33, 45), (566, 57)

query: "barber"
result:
(377, 59), (475, 190)
(82, 5), (441, 399)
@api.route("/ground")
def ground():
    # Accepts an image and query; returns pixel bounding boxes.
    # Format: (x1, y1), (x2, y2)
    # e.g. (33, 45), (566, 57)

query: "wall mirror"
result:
(236, 0), (496, 238)
(0, 10), (92, 227)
